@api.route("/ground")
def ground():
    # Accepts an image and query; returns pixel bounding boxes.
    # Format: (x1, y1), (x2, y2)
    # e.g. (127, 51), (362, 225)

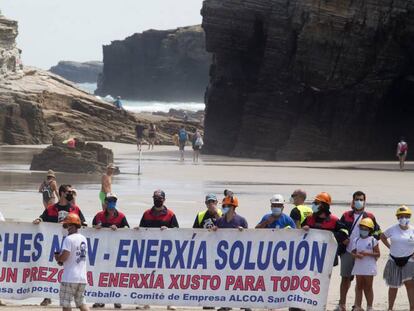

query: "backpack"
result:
(41, 181), (52, 202)
(195, 136), (204, 147)
(179, 129), (187, 142)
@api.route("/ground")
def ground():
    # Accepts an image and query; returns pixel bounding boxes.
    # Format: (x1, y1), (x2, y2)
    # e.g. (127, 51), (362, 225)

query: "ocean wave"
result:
(123, 101), (205, 113)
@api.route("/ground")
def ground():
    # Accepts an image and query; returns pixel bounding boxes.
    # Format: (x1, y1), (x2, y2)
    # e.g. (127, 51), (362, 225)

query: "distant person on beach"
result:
(193, 193), (222, 229)
(336, 191), (381, 311)
(178, 126), (188, 161)
(136, 189), (178, 311)
(114, 96), (123, 110)
(92, 193), (128, 309)
(148, 123), (156, 150)
(33, 184), (86, 307)
(39, 169), (59, 209)
(289, 189), (312, 229)
(100, 164), (116, 210)
(381, 206), (414, 311)
(192, 130), (204, 163)
(135, 123), (146, 151)
(351, 217), (380, 311)
(256, 194), (296, 229)
(54, 213), (90, 311)
(396, 137), (408, 170)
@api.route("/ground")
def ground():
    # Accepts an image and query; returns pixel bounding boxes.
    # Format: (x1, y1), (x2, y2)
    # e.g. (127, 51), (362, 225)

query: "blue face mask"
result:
(360, 229), (370, 238)
(222, 207), (230, 215)
(107, 201), (116, 209)
(354, 200), (364, 210)
(311, 203), (320, 213)
(271, 207), (282, 216)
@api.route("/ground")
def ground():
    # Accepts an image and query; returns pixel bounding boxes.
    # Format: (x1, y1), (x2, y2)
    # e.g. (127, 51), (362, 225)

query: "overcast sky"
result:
(1, 0), (204, 69)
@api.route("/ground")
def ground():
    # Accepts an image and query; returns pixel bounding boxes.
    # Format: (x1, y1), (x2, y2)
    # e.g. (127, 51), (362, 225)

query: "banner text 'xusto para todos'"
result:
(0, 222), (337, 310)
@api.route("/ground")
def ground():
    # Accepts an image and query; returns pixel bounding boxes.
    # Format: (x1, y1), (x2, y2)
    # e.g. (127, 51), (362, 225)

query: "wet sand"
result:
(0, 143), (413, 310)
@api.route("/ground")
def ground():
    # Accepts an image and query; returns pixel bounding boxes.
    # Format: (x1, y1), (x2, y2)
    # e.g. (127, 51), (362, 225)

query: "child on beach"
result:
(351, 218), (380, 311)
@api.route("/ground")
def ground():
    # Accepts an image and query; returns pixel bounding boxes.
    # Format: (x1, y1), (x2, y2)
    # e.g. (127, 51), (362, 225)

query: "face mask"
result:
(399, 217), (410, 226)
(222, 207), (230, 215)
(271, 207), (282, 216)
(65, 193), (74, 202)
(289, 197), (294, 204)
(107, 201), (116, 209)
(153, 198), (164, 208)
(360, 229), (370, 238)
(354, 200), (364, 210)
(311, 203), (320, 213)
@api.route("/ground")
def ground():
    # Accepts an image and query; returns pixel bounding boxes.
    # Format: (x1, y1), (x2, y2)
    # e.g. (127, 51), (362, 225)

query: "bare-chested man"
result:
(99, 164), (115, 210)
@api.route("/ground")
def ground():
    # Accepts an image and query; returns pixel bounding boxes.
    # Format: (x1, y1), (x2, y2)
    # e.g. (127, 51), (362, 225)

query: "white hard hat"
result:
(270, 194), (285, 204)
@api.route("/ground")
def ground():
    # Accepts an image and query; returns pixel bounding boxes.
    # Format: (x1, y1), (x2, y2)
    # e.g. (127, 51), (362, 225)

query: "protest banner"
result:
(0, 222), (337, 310)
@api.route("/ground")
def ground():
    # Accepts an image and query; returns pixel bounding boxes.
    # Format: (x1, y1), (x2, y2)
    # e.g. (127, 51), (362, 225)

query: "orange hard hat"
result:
(222, 195), (239, 207)
(314, 192), (332, 205)
(62, 213), (81, 228)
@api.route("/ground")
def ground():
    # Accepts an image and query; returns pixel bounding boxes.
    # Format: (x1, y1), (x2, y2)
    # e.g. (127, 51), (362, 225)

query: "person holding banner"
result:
(193, 193), (222, 229)
(92, 193), (128, 309)
(214, 194), (248, 230)
(381, 206), (414, 311)
(302, 192), (349, 267)
(256, 194), (296, 229)
(54, 213), (90, 311)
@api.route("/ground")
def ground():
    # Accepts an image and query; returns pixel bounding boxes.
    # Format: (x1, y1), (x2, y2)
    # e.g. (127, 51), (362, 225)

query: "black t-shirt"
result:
(192, 211), (219, 229)
(290, 207), (301, 222)
(135, 125), (145, 138)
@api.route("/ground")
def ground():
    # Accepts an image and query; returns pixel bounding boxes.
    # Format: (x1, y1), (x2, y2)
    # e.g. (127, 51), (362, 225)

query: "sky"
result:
(1, 0), (204, 69)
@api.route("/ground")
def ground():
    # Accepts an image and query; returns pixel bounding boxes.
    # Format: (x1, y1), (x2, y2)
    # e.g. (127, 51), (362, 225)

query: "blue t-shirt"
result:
(259, 213), (296, 229)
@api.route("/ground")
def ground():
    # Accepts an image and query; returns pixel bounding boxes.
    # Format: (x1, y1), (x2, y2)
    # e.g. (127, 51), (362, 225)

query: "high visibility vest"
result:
(297, 204), (313, 225)
(197, 209), (222, 226)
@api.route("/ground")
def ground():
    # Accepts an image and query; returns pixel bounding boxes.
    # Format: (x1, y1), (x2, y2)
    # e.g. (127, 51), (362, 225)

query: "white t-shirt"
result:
(351, 236), (378, 275)
(397, 141), (408, 154)
(346, 212), (364, 253)
(0, 212), (4, 221)
(383, 224), (414, 259)
(61, 233), (88, 283)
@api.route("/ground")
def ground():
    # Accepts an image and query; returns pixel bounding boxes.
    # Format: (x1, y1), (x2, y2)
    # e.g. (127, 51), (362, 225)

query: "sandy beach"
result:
(0, 143), (413, 310)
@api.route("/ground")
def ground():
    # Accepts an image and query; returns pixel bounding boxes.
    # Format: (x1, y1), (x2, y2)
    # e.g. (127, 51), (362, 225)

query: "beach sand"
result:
(0, 143), (413, 310)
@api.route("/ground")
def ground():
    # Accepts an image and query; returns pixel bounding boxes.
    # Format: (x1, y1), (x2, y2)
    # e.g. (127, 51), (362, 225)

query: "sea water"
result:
(76, 83), (205, 113)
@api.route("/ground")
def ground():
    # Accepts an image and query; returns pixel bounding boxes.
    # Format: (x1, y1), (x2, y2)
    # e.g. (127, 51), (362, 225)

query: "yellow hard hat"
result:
(359, 217), (374, 230)
(396, 205), (412, 217)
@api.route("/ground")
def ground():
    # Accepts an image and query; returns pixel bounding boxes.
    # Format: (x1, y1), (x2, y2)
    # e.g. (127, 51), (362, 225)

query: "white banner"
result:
(0, 222), (337, 310)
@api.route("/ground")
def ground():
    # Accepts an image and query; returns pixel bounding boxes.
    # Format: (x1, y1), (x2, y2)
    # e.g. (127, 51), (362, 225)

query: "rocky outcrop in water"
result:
(49, 61), (103, 83)
(201, 0), (414, 160)
(96, 25), (211, 102)
(30, 141), (115, 174)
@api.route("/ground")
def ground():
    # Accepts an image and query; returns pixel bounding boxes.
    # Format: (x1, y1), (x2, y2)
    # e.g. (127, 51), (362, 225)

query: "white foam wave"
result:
(123, 101), (205, 113)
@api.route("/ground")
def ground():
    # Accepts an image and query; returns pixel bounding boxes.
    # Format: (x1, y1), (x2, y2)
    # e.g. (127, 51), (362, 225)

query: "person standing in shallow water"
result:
(148, 123), (156, 150)
(38, 169), (59, 209)
(396, 137), (408, 170)
(100, 164), (116, 210)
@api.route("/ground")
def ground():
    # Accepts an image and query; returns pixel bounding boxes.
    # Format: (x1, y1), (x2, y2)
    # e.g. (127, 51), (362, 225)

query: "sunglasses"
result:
(206, 200), (217, 204)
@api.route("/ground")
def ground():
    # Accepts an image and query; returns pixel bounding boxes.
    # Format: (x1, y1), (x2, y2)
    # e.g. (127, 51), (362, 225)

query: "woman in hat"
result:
(38, 169), (59, 209)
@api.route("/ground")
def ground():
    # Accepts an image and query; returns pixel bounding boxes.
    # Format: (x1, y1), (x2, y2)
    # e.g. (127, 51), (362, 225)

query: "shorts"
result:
(383, 258), (414, 288)
(193, 145), (201, 151)
(340, 252), (355, 278)
(59, 282), (86, 308)
(179, 142), (186, 151)
(99, 191), (106, 204)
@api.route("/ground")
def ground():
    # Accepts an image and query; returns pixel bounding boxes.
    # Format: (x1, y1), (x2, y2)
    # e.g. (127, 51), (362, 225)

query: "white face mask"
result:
(271, 207), (282, 216)
(289, 196), (294, 204)
(311, 203), (320, 213)
(354, 200), (364, 210)
(399, 217), (410, 226)
(222, 207), (230, 215)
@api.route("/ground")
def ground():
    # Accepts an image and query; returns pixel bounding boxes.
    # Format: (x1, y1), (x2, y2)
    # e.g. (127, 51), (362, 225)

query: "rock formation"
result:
(201, 0), (414, 160)
(96, 25), (211, 102)
(49, 61), (103, 83)
(30, 141), (115, 174)
(0, 15), (21, 76)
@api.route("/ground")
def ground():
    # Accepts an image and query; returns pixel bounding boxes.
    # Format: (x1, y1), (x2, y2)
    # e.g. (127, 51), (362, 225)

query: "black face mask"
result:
(153, 198), (164, 208)
(66, 193), (74, 202)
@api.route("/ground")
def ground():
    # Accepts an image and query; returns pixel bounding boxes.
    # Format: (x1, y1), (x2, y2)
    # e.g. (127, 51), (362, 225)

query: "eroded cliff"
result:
(201, 0), (414, 160)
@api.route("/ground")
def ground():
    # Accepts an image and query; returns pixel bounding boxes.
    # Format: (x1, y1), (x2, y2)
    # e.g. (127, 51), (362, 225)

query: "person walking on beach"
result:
(148, 123), (156, 150)
(289, 189), (312, 229)
(336, 191), (381, 311)
(38, 169), (59, 209)
(381, 206), (414, 311)
(178, 126), (188, 161)
(100, 164), (116, 210)
(92, 193), (128, 309)
(54, 213), (90, 311)
(396, 137), (408, 170)
(135, 123), (146, 151)
(192, 130), (204, 163)
(351, 218), (380, 311)
(137, 189), (178, 310)
(256, 194), (296, 229)
(193, 193), (222, 229)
